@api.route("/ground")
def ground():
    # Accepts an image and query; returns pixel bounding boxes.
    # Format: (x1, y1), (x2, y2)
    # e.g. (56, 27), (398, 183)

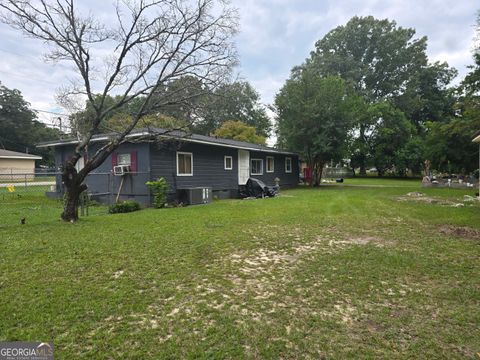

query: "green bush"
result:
(146, 177), (169, 208)
(108, 200), (141, 214)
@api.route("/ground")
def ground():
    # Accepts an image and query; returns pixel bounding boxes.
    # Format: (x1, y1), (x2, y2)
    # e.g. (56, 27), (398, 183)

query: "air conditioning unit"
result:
(177, 187), (212, 205)
(113, 165), (131, 176)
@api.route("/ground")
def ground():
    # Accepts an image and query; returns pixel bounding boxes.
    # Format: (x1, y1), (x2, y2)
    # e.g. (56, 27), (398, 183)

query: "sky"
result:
(0, 0), (478, 132)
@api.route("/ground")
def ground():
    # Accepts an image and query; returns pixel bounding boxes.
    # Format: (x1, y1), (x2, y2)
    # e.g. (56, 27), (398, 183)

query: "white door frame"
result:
(238, 149), (250, 185)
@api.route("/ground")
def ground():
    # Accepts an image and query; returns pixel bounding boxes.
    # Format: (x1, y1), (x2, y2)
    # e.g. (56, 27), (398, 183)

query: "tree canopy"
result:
(275, 73), (358, 184)
(303, 16), (457, 176)
(0, 82), (62, 166)
(193, 81), (271, 137)
(275, 15), (471, 179)
(212, 120), (266, 145)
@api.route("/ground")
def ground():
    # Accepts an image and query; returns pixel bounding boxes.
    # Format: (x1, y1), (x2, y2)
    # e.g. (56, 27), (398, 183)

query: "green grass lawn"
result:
(332, 177), (422, 186)
(0, 180), (479, 359)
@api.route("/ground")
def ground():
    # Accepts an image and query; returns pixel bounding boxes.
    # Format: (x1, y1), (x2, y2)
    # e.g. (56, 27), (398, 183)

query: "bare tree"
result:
(0, 0), (238, 221)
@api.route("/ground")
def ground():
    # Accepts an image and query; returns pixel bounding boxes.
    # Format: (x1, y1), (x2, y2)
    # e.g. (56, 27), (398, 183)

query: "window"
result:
(177, 152), (193, 176)
(266, 156), (274, 173)
(251, 159), (263, 175)
(224, 156), (233, 170)
(285, 157), (292, 173)
(118, 153), (131, 166)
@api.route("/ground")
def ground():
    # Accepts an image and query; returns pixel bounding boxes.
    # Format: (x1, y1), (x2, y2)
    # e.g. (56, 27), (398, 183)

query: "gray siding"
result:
(249, 151), (299, 188)
(52, 143), (151, 205)
(150, 141), (238, 196)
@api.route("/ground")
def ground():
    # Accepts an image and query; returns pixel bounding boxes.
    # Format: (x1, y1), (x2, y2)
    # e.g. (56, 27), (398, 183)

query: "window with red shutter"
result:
(112, 152), (118, 168)
(130, 151), (138, 173)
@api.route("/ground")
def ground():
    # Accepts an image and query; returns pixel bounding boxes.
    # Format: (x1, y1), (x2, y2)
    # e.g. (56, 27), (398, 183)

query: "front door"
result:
(238, 149), (250, 185)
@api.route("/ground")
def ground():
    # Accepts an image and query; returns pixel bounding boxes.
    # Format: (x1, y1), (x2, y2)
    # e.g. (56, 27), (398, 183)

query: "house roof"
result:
(37, 128), (297, 155)
(0, 149), (42, 160)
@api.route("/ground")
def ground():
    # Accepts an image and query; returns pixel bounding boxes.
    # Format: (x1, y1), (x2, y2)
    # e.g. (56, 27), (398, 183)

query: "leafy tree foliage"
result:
(424, 118), (479, 174)
(275, 73), (358, 185)
(194, 81), (271, 136)
(305, 16), (456, 176)
(308, 16), (428, 102)
(0, 82), (62, 166)
(70, 79), (270, 139)
(423, 12), (480, 175)
(393, 62), (457, 130)
(212, 120), (266, 145)
(365, 102), (415, 176)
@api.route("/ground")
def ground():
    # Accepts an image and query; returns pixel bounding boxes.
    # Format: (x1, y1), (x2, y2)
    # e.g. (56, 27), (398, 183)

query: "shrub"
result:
(146, 177), (169, 208)
(108, 200), (141, 214)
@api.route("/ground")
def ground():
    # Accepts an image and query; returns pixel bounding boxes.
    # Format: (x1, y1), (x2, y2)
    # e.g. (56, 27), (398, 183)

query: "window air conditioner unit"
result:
(177, 187), (212, 205)
(113, 165), (131, 176)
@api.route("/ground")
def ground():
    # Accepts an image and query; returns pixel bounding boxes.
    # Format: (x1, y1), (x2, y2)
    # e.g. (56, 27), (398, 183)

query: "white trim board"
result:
(176, 151), (193, 176)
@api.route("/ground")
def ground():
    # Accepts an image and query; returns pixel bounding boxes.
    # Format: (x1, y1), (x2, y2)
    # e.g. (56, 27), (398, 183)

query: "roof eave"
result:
(0, 155), (42, 160)
(37, 132), (297, 155)
(473, 134), (480, 144)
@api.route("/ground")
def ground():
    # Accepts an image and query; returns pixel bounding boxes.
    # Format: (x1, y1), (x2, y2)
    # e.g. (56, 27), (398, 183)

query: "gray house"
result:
(38, 129), (299, 205)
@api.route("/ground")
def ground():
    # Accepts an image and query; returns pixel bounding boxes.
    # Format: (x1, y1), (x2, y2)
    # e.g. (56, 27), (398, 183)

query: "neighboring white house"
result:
(0, 149), (42, 176)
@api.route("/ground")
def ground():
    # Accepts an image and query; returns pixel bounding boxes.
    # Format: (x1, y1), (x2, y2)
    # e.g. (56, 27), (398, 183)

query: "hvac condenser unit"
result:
(177, 187), (212, 205)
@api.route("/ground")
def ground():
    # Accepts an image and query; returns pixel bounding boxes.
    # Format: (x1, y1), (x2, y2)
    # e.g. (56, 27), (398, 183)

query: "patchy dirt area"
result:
(396, 192), (477, 207)
(397, 192), (453, 205)
(439, 225), (480, 241)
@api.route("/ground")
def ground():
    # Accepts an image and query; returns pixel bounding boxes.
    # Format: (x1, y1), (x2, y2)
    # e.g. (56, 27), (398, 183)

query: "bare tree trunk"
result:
(312, 160), (325, 187)
(61, 164), (87, 222)
(316, 161), (325, 186)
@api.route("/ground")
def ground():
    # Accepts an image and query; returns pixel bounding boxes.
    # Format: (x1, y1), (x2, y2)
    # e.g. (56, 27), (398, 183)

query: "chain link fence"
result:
(0, 172), (61, 227)
(0, 171), (144, 227)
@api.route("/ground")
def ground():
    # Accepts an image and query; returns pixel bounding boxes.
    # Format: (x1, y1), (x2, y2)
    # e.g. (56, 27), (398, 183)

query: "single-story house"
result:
(38, 129), (299, 205)
(0, 149), (42, 177)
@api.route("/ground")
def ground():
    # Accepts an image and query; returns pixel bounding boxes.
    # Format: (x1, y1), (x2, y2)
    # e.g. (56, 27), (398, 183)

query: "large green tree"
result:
(275, 73), (358, 185)
(0, 82), (62, 166)
(306, 16), (455, 175)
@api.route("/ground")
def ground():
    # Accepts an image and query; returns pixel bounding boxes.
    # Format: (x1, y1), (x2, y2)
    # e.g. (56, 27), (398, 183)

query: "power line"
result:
(33, 108), (69, 117)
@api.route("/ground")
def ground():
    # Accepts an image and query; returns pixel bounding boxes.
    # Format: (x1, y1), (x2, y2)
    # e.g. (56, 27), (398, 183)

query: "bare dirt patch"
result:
(397, 192), (478, 208)
(397, 192), (455, 205)
(330, 235), (385, 247)
(439, 225), (480, 241)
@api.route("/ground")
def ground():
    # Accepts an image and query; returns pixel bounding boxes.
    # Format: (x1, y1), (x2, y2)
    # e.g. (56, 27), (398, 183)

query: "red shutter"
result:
(130, 151), (138, 174)
(112, 152), (118, 168)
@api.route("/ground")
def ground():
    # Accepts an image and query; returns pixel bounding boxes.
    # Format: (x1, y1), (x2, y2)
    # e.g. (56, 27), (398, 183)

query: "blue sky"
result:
(0, 0), (477, 129)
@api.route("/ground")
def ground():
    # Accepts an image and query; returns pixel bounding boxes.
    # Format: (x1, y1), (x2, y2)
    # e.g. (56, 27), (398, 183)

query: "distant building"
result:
(0, 149), (41, 176)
